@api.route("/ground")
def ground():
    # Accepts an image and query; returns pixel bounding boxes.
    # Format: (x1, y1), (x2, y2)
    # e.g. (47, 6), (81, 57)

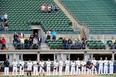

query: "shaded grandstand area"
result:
(0, 0), (80, 34)
(60, 0), (116, 34)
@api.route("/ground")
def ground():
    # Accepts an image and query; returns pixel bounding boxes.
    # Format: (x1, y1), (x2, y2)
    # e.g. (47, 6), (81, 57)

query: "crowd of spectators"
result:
(0, 37), (7, 50)
(0, 13), (9, 31)
(46, 30), (86, 49)
(13, 32), (42, 49)
(61, 37), (86, 49)
(41, 4), (59, 13)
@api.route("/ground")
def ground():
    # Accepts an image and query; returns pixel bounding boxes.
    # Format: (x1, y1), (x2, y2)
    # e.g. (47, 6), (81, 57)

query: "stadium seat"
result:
(61, 0), (116, 34)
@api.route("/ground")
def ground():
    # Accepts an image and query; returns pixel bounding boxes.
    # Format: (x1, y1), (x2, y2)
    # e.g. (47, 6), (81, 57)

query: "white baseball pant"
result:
(12, 67), (18, 75)
(20, 66), (24, 75)
(65, 66), (70, 75)
(4, 67), (9, 76)
(70, 66), (75, 75)
(33, 66), (38, 75)
(47, 66), (51, 75)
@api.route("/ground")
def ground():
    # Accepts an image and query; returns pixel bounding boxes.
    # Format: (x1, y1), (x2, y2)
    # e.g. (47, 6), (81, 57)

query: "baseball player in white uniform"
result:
(70, 60), (75, 75)
(53, 59), (59, 75)
(12, 59), (18, 75)
(65, 58), (70, 75)
(27, 60), (33, 76)
(39, 59), (45, 76)
(75, 58), (81, 75)
(103, 57), (108, 75)
(81, 59), (86, 75)
(19, 60), (24, 76)
(98, 57), (103, 75)
(33, 60), (38, 75)
(46, 59), (51, 75)
(91, 57), (97, 75)
(58, 58), (63, 76)
(109, 58), (114, 75)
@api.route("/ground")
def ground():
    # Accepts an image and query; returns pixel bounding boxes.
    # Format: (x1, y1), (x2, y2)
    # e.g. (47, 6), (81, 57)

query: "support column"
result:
(54, 54), (56, 61)
(68, 53), (70, 60)
(21, 54), (23, 60)
(61, 53), (63, 60)
(112, 51), (115, 61)
(37, 52), (40, 61)
(84, 51), (87, 61)
(13, 54), (16, 59)
(6, 54), (8, 58)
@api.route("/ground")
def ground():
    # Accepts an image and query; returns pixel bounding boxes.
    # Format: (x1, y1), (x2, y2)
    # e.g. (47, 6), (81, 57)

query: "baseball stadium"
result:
(0, 0), (116, 77)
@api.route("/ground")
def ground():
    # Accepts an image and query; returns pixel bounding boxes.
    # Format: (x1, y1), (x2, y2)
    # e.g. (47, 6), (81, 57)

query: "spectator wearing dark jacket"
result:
(13, 32), (18, 40)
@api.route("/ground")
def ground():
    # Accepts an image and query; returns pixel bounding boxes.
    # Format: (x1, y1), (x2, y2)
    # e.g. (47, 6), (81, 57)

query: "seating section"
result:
(46, 39), (85, 49)
(107, 40), (116, 49)
(0, 0), (75, 33)
(86, 40), (105, 49)
(13, 43), (39, 50)
(61, 0), (116, 34)
(46, 39), (63, 49)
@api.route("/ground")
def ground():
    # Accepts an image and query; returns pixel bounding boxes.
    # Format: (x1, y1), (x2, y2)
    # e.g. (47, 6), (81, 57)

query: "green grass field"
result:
(99, 74), (116, 77)
(0, 75), (116, 77)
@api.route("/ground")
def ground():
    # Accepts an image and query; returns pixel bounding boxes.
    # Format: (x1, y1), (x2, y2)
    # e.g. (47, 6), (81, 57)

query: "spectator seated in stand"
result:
(13, 32), (39, 50)
(4, 21), (9, 31)
(1, 37), (7, 50)
(51, 30), (57, 40)
(41, 3), (47, 12)
(46, 30), (51, 40)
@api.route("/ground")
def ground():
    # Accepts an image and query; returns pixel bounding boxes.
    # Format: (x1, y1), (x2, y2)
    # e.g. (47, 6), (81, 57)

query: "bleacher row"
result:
(0, 0), (78, 33)
(61, 0), (116, 34)
(46, 39), (116, 49)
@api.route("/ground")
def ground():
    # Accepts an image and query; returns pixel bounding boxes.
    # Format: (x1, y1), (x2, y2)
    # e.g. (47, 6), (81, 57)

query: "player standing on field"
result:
(53, 59), (59, 75)
(103, 57), (108, 75)
(27, 60), (33, 76)
(65, 58), (70, 75)
(46, 59), (51, 75)
(58, 58), (63, 76)
(109, 58), (114, 75)
(39, 59), (45, 76)
(4, 58), (10, 76)
(98, 57), (103, 75)
(12, 59), (18, 76)
(91, 57), (97, 75)
(81, 59), (86, 75)
(70, 60), (75, 75)
(86, 59), (92, 75)
(19, 60), (24, 76)
(33, 60), (39, 75)
(75, 58), (81, 75)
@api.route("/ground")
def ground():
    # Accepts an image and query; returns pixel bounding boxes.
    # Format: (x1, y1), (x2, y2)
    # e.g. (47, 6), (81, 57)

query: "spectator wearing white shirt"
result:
(4, 13), (8, 22)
